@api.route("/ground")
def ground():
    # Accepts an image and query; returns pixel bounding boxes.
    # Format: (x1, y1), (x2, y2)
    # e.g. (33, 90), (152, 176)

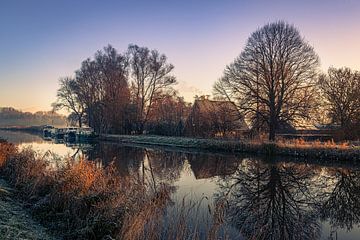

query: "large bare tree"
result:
(214, 21), (319, 140)
(53, 77), (85, 127)
(318, 67), (360, 127)
(127, 44), (177, 133)
(74, 45), (130, 133)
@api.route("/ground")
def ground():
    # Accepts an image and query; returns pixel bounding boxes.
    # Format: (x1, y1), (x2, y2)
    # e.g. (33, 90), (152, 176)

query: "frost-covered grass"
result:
(0, 179), (56, 240)
(101, 134), (257, 152)
(101, 134), (360, 161)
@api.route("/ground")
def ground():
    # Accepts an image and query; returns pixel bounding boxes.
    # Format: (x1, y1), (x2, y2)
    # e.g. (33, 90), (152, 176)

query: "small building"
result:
(184, 96), (248, 138)
(276, 123), (339, 141)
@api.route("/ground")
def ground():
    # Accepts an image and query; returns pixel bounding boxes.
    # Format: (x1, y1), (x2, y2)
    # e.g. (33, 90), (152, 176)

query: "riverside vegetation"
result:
(100, 134), (360, 162)
(0, 140), (227, 240)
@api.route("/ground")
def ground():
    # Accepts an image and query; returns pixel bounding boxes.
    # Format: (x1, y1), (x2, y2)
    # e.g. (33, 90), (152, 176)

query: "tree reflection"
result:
(320, 168), (360, 231)
(217, 158), (321, 240)
(86, 143), (144, 177)
(145, 149), (186, 183)
(187, 153), (241, 179)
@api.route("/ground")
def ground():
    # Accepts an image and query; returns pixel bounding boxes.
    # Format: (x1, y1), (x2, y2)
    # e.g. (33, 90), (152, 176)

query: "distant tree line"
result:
(55, 22), (360, 141)
(0, 107), (66, 127)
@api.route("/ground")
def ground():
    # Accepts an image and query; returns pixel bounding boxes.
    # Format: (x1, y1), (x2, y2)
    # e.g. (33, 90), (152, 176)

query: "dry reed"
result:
(0, 141), (227, 240)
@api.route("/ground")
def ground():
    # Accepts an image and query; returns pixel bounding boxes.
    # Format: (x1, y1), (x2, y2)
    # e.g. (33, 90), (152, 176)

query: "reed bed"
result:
(0, 141), (227, 240)
(277, 138), (351, 150)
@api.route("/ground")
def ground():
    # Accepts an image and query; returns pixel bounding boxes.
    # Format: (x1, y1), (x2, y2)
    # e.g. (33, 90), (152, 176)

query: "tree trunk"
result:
(269, 113), (277, 141)
(269, 124), (276, 141)
(78, 116), (82, 128)
(137, 122), (144, 134)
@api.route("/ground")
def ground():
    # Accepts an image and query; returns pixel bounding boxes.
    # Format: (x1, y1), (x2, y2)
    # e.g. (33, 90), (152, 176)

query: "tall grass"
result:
(0, 141), (226, 240)
(277, 138), (350, 150)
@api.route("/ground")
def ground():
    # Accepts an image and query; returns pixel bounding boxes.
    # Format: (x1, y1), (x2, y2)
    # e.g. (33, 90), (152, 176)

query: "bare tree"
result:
(147, 92), (190, 136)
(214, 21), (319, 140)
(318, 67), (360, 128)
(216, 160), (321, 240)
(127, 44), (177, 133)
(74, 45), (130, 133)
(94, 45), (130, 133)
(53, 77), (85, 127)
(320, 168), (360, 231)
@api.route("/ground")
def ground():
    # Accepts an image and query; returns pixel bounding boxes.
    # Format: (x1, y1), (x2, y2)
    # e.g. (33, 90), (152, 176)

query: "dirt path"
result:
(0, 179), (56, 240)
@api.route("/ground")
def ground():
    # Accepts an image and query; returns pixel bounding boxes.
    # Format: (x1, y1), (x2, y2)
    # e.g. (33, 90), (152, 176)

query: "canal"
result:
(1, 129), (360, 240)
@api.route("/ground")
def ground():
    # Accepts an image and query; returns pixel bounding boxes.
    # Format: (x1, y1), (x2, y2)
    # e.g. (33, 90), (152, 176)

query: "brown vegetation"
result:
(147, 92), (191, 136)
(0, 141), (226, 240)
(277, 138), (350, 150)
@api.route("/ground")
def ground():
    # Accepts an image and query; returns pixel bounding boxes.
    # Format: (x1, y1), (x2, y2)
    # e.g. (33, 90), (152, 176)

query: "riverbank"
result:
(0, 140), (225, 240)
(100, 134), (360, 162)
(0, 179), (56, 240)
(0, 141), (163, 239)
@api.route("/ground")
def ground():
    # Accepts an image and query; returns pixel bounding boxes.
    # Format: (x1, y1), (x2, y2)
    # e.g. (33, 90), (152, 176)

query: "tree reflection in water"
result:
(320, 168), (360, 231)
(64, 142), (360, 239)
(217, 158), (321, 240)
(85, 142), (144, 177)
(145, 149), (186, 183)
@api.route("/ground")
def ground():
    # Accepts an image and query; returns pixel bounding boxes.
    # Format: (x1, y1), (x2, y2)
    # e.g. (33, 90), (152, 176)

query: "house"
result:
(184, 96), (248, 138)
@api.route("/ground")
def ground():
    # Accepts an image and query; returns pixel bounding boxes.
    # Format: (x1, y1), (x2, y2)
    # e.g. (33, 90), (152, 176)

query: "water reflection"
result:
(320, 168), (360, 231)
(86, 143), (144, 177)
(2, 130), (360, 239)
(0, 130), (43, 144)
(187, 153), (241, 179)
(216, 159), (321, 239)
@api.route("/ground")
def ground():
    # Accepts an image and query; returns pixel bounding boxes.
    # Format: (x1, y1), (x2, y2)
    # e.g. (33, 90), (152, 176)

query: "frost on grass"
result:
(0, 179), (56, 240)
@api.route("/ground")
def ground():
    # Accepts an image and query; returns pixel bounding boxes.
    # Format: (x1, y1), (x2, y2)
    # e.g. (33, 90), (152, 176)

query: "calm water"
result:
(1, 129), (360, 240)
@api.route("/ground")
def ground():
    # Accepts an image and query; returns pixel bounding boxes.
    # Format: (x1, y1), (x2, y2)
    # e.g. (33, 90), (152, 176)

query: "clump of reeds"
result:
(277, 138), (351, 150)
(0, 139), (16, 167)
(122, 195), (229, 240)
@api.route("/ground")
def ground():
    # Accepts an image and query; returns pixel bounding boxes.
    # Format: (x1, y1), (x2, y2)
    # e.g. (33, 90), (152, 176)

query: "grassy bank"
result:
(0, 179), (56, 240)
(100, 134), (360, 162)
(0, 140), (226, 240)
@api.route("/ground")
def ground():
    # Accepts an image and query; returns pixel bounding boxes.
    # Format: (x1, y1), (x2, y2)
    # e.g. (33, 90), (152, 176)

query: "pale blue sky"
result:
(1, 0), (359, 112)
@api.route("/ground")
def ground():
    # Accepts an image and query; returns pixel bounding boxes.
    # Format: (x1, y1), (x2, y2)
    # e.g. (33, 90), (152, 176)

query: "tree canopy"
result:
(214, 21), (320, 140)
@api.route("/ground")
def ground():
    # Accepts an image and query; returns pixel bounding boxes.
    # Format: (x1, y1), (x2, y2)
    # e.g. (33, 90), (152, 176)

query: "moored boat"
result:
(64, 127), (78, 142)
(43, 125), (54, 138)
(76, 127), (97, 141)
(52, 128), (66, 139)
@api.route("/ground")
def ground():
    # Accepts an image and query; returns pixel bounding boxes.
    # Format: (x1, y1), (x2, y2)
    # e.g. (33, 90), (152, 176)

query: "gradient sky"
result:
(1, 0), (359, 112)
